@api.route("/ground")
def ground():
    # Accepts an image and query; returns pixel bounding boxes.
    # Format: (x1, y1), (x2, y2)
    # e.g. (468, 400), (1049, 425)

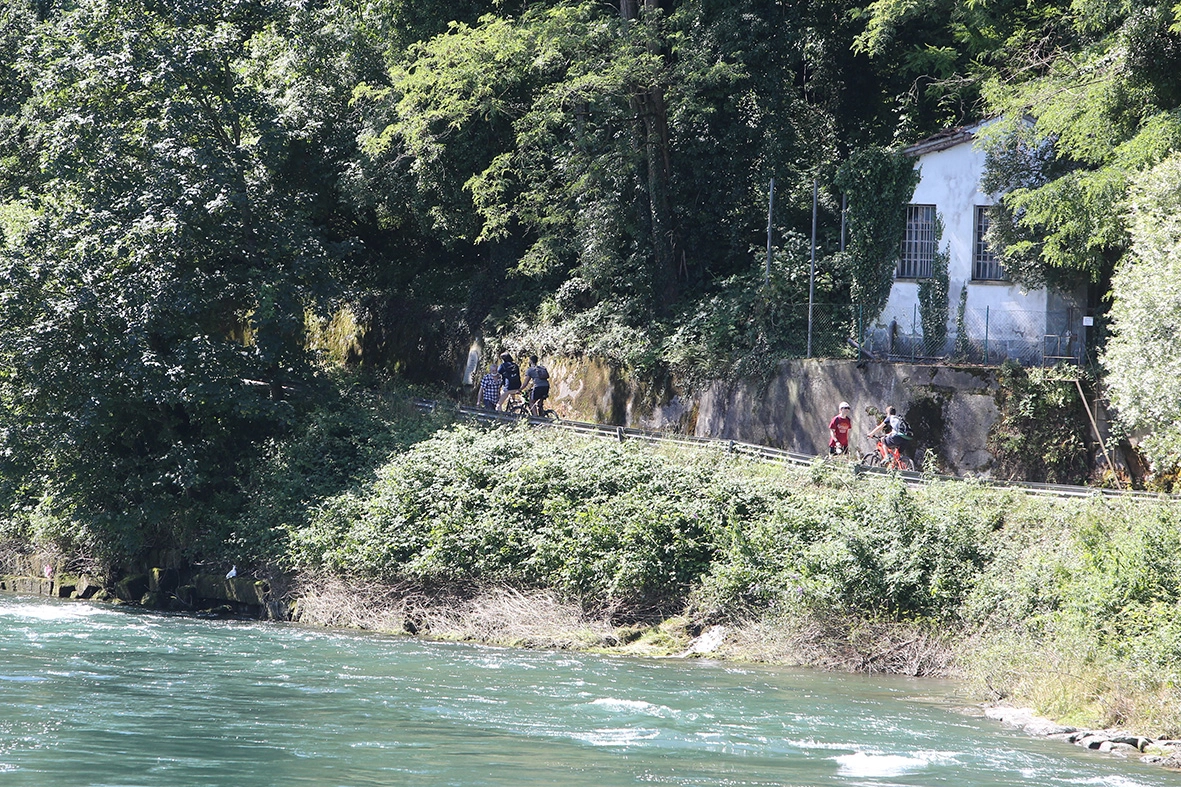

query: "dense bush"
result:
(289, 414), (1181, 732)
(987, 362), (1092, 484)
(291, 424), (1009, 622)
(290, 425), (730, 617)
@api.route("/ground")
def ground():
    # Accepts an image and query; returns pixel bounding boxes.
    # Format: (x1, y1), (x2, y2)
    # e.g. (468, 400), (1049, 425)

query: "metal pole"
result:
(807, 178), (817, 358)
(765, 178), (774, 287)
(984, 306), (990, 363)
(1074, 378), (1121, 490)
(912, 303), (917, 361)
(840, 193), (847, 252)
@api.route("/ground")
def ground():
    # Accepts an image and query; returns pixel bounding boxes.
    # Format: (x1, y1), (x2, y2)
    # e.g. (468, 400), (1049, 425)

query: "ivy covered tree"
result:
(832, 147), (920, 326)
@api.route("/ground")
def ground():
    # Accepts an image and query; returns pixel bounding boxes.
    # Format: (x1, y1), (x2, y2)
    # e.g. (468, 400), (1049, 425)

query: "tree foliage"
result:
(1103, 154), (1181, 480)
(976, 4), (1181, 288)
(832, 147), (920, 326)
(0, 0), (382, 563)
(1, 0), (1178, 565)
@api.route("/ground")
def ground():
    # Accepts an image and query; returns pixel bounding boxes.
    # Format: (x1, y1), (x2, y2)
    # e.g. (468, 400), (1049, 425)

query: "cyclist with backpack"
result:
(523, 355), (550, 415)
(496, 352), (522, 411)
(867, 405), (913, 452)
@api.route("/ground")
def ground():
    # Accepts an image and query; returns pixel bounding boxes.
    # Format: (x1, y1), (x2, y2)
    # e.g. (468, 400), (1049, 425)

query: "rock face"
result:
(544, 357), (1002, 474)
(694, 360), (999, 472)
(1, 556), (290, 620)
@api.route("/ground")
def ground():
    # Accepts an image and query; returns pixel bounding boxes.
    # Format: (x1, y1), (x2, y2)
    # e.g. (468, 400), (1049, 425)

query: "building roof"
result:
(901, 119), (992, 157)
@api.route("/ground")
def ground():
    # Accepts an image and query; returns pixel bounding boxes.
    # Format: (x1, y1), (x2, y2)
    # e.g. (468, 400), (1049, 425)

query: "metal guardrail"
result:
(413, 399), (1174, 502)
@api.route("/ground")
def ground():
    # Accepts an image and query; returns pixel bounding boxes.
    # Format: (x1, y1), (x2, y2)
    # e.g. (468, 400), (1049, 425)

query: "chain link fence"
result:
(777, 303), (1088, 366)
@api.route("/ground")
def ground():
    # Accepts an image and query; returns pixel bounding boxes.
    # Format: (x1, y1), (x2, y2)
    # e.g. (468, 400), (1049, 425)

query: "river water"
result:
(0, 594), (1171, 787)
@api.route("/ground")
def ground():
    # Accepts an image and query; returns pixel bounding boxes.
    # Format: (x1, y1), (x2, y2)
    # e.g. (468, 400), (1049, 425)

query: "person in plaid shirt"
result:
(478, 364), (502, 410)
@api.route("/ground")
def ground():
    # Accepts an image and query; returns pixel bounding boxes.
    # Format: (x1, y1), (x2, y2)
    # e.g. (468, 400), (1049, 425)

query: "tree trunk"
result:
(622, 0), (680, 307)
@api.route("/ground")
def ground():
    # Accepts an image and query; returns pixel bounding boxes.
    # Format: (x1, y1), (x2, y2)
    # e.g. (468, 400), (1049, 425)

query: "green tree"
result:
(979, 4), (1181, 289)
(1103, 154), (1181, 479)
(0, 0), (375, 563)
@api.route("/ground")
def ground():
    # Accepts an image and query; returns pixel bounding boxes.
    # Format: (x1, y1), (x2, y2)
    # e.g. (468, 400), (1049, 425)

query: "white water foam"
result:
(1074, 776), (1157, 787)
(0, 602), (110, 622)
(833, 750), (958, 778)
(589, 698), (678, 718)
(572, 727), (662, 746)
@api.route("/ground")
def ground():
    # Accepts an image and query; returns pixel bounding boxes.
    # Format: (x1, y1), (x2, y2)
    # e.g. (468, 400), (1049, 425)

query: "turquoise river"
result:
(0, 593), (1173, 786)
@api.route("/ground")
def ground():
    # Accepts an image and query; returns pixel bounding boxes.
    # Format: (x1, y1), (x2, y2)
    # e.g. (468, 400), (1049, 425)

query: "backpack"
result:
(500, 361), (520, 388)
(892, 415), (913, 439)
(535, 365), (549, 382)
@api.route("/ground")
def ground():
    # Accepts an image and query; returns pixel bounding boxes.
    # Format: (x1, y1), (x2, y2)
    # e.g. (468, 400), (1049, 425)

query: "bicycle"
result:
(504, 391), (558, 419)
(860, 435), (916, 471)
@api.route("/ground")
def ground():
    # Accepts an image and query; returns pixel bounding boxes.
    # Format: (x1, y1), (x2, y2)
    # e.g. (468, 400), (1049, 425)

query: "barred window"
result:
(973, 206), (1007, 281)
(898, 204), (935, 279)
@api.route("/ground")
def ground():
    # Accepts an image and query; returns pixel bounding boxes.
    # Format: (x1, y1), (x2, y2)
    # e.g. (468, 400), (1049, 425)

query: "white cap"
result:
(839, 402), (851, 410)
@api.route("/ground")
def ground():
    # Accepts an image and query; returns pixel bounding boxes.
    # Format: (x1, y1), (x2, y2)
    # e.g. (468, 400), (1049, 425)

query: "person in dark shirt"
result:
(868, 405), (912, 450)
(523, 355), (550, 415)
(496, 352), (522, 410)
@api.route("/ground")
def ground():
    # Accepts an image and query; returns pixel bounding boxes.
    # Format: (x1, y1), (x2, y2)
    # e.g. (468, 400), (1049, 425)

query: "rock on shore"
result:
(984, 705), (1181, 768)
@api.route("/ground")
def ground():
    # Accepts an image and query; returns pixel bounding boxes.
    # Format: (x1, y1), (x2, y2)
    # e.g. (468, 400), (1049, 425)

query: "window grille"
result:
(898, 204), (935, 279)
(973, 206), (1007, 281)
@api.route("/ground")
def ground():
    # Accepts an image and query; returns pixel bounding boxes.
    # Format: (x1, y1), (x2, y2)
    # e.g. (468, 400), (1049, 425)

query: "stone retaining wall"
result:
(0, 556), (290, 620)
(542, 358), (1003, 474)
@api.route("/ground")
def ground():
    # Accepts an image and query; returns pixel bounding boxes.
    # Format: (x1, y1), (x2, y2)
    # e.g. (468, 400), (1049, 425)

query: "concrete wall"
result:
(542, 357), (1002, 474)
(693, 359), (999, 472)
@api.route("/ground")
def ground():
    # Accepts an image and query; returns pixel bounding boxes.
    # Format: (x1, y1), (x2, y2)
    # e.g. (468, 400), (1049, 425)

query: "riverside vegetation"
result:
(2, 0), (1181, 758)
(4, 375), (1181, 741)
(143, 381), (1181, 735)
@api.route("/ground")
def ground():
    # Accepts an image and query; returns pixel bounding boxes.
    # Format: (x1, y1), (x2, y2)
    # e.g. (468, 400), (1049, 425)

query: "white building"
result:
(874, 120), (1085, 365)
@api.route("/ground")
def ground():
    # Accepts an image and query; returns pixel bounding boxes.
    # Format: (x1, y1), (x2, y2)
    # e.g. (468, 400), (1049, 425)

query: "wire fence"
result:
(779, 303), (1088, 366)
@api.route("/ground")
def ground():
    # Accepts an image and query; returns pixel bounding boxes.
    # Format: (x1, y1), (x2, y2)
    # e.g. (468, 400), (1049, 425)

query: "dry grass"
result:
(718, 613), (958, 677)
(419, 586), (616, 649)
(957, 633), (1181, 738)
(291, 577), (616, 650)
(289, 577), (966, 676)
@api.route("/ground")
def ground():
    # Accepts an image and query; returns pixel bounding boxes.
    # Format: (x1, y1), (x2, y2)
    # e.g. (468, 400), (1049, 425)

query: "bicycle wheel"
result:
(860, 452), (882, 468)
(540, 407), (558, 420)
(897, 455), (916, 471)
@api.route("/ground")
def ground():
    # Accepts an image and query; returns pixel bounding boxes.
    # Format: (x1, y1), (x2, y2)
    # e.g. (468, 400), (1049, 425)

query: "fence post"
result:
(912, 304), (917, 361)
(984, 306), (989, 364)
(857, 304), (862, 359)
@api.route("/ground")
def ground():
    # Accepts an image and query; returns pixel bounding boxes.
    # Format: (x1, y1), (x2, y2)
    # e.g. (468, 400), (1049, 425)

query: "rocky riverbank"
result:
(0, 558), (290, 621)
(983, 706), (1181, 769)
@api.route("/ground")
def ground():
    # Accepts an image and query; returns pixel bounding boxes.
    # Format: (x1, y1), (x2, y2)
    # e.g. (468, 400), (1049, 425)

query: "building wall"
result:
(877, 131), (1061, 359)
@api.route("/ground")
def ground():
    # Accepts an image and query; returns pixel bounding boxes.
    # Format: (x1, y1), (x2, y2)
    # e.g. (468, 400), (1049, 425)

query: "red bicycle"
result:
(860, 435), (916, 471)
